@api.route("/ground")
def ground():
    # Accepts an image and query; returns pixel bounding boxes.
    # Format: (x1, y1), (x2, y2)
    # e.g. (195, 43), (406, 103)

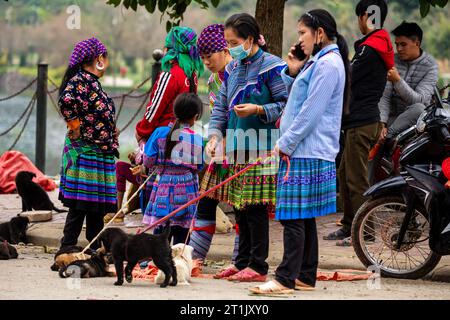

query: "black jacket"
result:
(342, 29), (394, 130)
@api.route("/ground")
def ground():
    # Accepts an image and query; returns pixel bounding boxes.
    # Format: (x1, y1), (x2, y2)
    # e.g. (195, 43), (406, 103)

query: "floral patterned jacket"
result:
(58, 70), (119, 152)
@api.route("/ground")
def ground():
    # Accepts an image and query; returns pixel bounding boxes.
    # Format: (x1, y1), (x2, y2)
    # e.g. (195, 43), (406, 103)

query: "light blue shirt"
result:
(277, 44), (345, 162)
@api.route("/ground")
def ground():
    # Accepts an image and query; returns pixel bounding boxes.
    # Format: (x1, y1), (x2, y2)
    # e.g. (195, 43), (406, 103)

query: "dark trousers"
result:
(154, 225), (190, 245)
(60, 208), (104, 250)
(340, 122), (382, 232)
(275, 219), (318, 289)
(197, 197), (219, 220)
(234, 204), (269, 275)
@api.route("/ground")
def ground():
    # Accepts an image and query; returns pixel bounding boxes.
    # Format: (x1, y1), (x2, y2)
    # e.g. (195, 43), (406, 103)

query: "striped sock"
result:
(189, 219), (216, 260)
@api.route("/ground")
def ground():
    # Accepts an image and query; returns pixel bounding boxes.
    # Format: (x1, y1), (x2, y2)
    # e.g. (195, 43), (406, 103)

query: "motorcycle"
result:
(368, 84), (450, 184)
(352, 86), (450, 279)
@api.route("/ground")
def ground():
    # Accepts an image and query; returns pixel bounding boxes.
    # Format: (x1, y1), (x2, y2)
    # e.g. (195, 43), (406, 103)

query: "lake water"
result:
(0, 93), (209, 176)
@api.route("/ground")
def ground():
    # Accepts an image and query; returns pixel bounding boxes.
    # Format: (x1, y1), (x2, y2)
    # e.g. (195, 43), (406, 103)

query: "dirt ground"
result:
(1, 246), (449, 300)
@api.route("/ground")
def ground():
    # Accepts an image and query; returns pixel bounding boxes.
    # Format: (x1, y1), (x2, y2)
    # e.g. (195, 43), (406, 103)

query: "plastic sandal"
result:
(295, 279), (315, 291)
(213, 265), (239, 279)
(249, 280), (294, 295)
(227, 267), (267, 282)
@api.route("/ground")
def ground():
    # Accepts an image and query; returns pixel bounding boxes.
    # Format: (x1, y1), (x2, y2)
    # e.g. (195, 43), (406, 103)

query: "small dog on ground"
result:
(155, 244), (194, 286)
(15, 171), (66, 213)
(98, 224), (177, 287)
(59, 250), (112, 278)
(50, 245), (95, 271)
(0, 215), (29, 244)
(0, 237), (18, 260)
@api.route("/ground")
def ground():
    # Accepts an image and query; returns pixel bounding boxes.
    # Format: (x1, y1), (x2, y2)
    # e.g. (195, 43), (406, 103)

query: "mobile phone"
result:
(292, 43), (306, 61)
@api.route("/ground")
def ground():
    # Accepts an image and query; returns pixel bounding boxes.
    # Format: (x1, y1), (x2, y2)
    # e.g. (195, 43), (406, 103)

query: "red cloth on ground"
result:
(0, 151), (57, 194)
(317, 269), (372, 281)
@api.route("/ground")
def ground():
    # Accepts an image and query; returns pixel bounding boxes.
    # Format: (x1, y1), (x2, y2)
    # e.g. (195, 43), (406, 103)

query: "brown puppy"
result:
(51, 246), (94, 271)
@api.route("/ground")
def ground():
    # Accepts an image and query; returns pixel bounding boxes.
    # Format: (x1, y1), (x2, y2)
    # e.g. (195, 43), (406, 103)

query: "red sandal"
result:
(213, 265), (239, 279)
(227, 267), (267, 282)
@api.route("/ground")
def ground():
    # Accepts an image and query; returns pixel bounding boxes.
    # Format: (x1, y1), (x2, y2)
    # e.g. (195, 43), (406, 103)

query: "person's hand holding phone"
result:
(287, 43), (309, 78)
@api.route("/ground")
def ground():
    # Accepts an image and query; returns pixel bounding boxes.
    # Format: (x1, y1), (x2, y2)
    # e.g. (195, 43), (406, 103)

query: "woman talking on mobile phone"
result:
(250, 9), (350, 294)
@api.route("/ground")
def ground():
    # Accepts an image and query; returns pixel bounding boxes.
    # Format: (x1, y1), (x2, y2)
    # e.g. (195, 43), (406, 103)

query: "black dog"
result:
(15, 171), (66, 213)
(59, 251), (112, 278)
(98, 225), (177, 287)
(0, 215), (29, 244)
(50, 245), (95, 271)
(0, 237), (18, 260)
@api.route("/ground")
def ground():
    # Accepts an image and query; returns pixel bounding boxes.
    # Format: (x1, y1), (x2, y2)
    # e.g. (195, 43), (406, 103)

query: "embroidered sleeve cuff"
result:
(259, 103), (280, 124)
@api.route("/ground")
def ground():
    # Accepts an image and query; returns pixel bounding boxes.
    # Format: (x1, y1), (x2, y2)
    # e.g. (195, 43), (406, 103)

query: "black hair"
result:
(392, 21), (423, 44)
(355, 0), (388, 28)
(225, 13), (268, 52)
(59, 52), (108, 96)
(164, 93), (203, 161)
(299, 9), (351, 114)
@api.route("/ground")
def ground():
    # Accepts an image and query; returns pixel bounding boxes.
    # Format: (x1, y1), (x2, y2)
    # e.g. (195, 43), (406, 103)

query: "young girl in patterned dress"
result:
(137, 93), (204, 244)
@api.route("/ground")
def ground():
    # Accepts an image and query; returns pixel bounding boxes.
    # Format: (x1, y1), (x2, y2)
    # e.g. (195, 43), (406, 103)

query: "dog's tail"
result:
(58, 265), (77, 278)
(52, 205), (68, 213)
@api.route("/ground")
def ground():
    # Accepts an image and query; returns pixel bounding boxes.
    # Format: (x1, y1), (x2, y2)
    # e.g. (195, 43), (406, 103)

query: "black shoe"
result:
(324, 228), (351, 240)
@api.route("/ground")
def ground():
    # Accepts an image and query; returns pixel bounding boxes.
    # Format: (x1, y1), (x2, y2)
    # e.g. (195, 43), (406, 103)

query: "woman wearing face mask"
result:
(207, 13), (288, 282)
(58, 38), (118, 250)
(250, 9), (350, 294)
(188, 24), (239, 264)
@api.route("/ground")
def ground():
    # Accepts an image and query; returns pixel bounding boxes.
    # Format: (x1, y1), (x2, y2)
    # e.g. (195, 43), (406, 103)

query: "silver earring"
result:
(96, 62), (105, 71)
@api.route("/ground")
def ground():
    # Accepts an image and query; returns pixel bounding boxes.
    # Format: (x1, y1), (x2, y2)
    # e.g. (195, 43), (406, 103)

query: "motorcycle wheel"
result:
(352, 196), (441, 279)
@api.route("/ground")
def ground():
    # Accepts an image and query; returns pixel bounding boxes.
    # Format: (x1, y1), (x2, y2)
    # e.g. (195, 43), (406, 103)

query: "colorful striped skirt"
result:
(143, 166), (199, 229)
(59, 139), (117, 214)
(199, 163), (229, 202)
(276, 158), (336, 220)
(227, 156), (278, 210)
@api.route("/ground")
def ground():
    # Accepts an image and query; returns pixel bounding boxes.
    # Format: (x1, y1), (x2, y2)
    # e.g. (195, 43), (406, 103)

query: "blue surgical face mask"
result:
(229, 39), (252, 60)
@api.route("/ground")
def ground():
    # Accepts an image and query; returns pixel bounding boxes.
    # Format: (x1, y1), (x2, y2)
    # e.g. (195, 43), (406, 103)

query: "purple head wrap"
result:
(69, 37), (107, 68)
(197, 24), (227, 55)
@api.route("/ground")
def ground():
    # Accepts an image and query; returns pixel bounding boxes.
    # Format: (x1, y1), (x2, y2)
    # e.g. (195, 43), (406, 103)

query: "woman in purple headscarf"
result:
(188, 23), (237, 264)
(57, 37), (118, 250)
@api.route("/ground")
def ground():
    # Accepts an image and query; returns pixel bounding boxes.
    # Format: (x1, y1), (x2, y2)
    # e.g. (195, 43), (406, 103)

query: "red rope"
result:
(136, 153), (291, 235)
(282, 156), (291, 182)
(137, 159), (265, 235)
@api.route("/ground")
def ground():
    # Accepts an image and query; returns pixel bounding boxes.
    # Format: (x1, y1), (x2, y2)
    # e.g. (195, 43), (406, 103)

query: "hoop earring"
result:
(96, 62), (105, 71)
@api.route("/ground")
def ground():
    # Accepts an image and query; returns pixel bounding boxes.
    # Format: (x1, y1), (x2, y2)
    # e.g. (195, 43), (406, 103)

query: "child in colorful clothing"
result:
(137, 93), (204, 244)
(135, 26), (203, 216)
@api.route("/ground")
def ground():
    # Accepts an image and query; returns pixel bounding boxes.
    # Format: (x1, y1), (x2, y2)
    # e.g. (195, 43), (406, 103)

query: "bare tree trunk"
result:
(255, 0), (286, 57)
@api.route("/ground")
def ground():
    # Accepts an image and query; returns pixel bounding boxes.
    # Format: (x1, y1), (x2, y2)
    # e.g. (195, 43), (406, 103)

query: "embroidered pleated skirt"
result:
(59, 138), (117, 215)
(227, 155), (278, 210)
(143, 166), (199, 229)
(275, 158), (337, 220)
